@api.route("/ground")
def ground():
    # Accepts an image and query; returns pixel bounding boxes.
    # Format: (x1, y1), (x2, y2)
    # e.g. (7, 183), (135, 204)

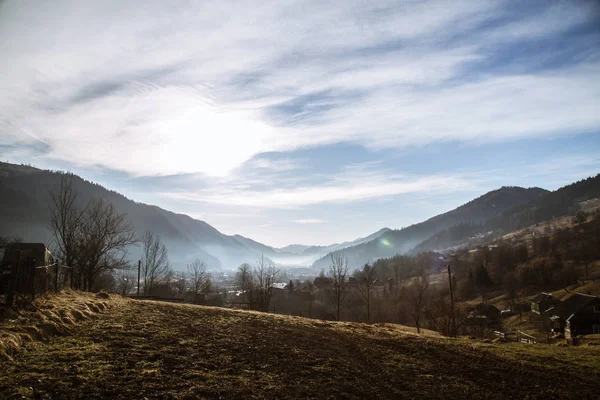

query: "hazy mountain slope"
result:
(232, 234), (282, 258)
(231, 228), (393, 267)
(277, 244), (311, 254)
(298, 227), (392, 261)
(312, 187), (549, 269)
(0, 162), (255, 269)
(0, 162), (392, 270)
(409, 222), (484, 253)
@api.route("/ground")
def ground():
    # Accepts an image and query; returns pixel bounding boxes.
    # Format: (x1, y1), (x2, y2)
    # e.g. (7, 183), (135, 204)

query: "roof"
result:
(1, 243), (50, 264)
(531, 292), (559, 304)
(550, 293), (600, 319)
(471, 303), (500, 317)
(270, 282), (288, 290)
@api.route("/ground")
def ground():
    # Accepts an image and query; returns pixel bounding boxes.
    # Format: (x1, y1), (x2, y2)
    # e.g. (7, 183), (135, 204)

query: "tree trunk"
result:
(366, 290), (370, 322)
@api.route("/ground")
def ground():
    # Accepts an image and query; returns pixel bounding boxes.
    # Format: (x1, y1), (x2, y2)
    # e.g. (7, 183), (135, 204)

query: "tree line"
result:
(231, 208), (599, 338)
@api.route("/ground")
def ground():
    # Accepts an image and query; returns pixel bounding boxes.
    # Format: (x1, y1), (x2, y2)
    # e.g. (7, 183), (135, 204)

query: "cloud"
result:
(161, 162), (480, 208)
(292, 219), (325, 224)
(0, 0), (598, 178)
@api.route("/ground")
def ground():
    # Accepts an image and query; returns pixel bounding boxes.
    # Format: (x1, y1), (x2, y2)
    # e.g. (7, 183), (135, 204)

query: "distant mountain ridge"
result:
(3, 161), (594, 273)
(233, 227), (392, 266)
(277, 244), (311, 254)
(311, 186), (549, 269)
(410, 174), (600, 253)
(0, 162), (390, 270)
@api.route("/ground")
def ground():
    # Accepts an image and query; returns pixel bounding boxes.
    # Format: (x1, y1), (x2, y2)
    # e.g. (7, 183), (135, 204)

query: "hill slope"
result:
(412, 173), (600, 253)
(0, 162), (255, 269)
(0, 294), (598, 399)
(312, 187), (548, 269)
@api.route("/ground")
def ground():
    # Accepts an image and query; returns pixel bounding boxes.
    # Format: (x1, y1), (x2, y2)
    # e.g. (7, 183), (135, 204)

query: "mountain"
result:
(311, 187), (549, 269)
(487, 174), (600, 232)
(0, 162), (390, 270)
(233, 228), (393, 267)
(277, 244), (311, 254)
(0, 162), (257, 269)
(232, 235), (282, 258)
(411, 174), (600, 253)
(293, 227), (392, 263)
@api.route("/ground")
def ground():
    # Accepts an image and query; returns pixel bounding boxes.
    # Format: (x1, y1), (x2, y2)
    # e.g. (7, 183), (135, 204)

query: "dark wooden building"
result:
(470, 303), (501, 320)
(549, 293), (600, 340)
(530, 292), (561, 315)
(0, 243), (54, 298)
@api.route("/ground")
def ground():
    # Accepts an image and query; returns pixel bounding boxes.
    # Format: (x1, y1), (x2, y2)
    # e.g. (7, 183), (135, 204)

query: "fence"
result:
(517, 330), (537, 344)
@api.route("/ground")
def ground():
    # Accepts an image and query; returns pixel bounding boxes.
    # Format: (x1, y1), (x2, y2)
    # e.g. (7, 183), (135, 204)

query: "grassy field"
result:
(1, 293), (599, 399)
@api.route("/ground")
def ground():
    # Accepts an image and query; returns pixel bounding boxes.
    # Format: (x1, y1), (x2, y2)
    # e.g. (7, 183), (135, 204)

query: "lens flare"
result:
(380, 238), (391, 247)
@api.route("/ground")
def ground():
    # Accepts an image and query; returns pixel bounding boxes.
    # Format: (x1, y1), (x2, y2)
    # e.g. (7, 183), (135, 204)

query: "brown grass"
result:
(0, 294), (599, 399)
(0, 290), (117, 361)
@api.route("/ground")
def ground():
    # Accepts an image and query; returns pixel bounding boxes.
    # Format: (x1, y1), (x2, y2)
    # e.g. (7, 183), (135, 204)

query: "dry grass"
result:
(1, 294), (599, 399)
(0, 290), (117, 361)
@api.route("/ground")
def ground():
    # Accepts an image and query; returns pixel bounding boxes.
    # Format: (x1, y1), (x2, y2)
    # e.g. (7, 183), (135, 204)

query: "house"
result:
(0, 243), (54, 296)
(270, 282), (288, 291)
(548, 293), (600, 340)
(470, 303), (501, 320)
(530, 292), (561, 315)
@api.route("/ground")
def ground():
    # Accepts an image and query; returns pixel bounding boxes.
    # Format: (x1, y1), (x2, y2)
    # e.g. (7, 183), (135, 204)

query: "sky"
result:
(1, 0), (599, 247)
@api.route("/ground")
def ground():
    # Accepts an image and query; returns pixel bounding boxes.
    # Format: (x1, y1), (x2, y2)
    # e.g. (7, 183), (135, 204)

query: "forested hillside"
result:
(312, 187), (548, 269)
(413, 174), (600, 253)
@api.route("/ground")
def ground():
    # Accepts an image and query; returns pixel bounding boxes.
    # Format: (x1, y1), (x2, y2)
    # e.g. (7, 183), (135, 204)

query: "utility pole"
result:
(447, 264), (456, 337)
(55, 262), (59, 292)
(137, 259), (141, 297)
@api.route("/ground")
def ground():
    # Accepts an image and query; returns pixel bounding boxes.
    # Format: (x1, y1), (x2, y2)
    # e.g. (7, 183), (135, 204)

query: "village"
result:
(2, 238), (599, 348)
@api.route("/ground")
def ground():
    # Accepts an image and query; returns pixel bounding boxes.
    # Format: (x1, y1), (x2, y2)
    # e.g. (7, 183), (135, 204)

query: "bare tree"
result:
(305, 280), (315, 318)
(117, 268), (136, 295)
(174, 271), (187, 298)
(49, 173), (86, 287)
(503, 271), (520, 311)
(235, 263), (255, 309)
(187, 259), (211, 297)
(328, 253), (349, 321)
(425, 290), (467, 337)
(0, 236), (22, 247)
(253, 254), (279, 312)
(357, 263), (377, 322)
(409, 273), (430, 333)
(77, 199), (136, 290)
(49, 174), (136, 291)
(141, 232), (170, 295)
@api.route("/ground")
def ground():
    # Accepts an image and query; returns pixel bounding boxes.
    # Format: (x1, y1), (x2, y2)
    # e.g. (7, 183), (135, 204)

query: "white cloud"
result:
(292, 219), (325, 224)
(161, 163), (479, 208)
(0, 0), (598, 177)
